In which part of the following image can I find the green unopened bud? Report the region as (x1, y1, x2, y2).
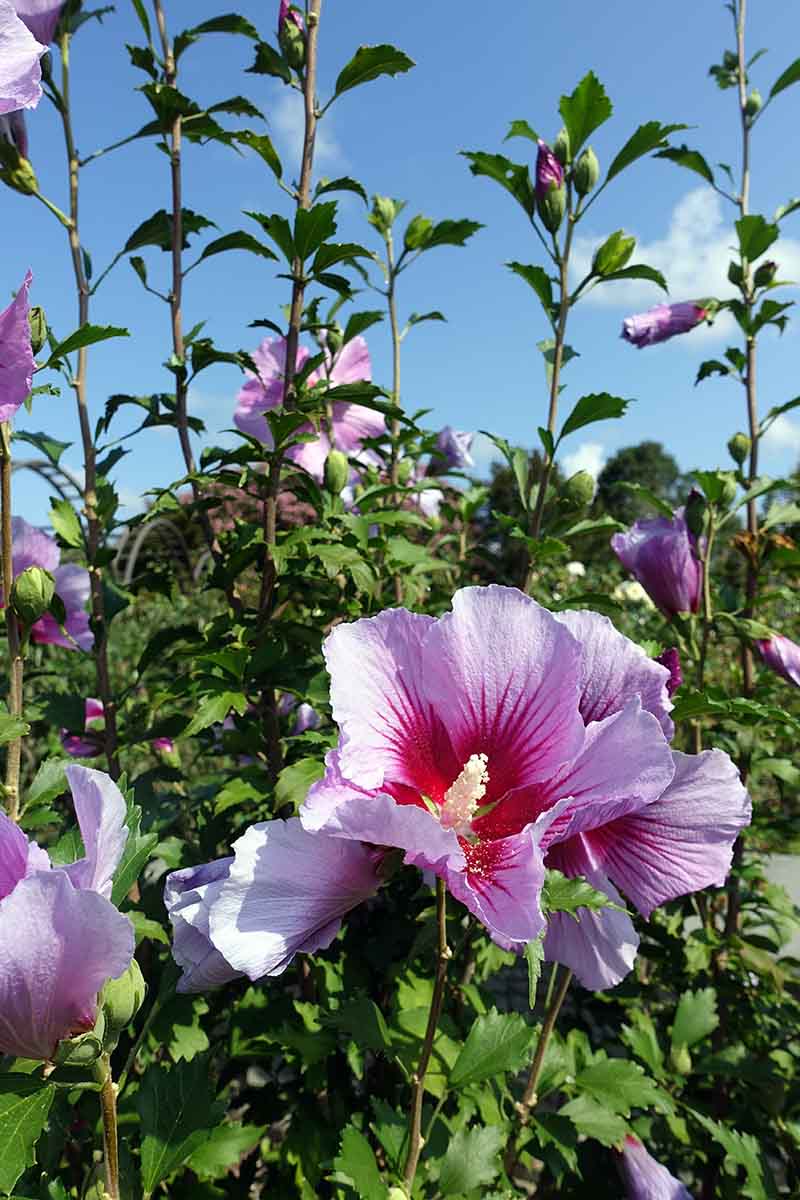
(718, 472, 738, 507)
(670, 1042, 692, 1075)
(28, 306, 47, 355)
(323, 449, 349, 496)
(722, 50, 738, 70)
(53, 1011, 106, 1068)
(325, 322, 343, 357)
(753, 259, 778, 288)
(0, 140, 38, 196)
(552, 127, 570, 166)
(537, 183, 566, 234)
(396, 458, 414, 486)
(10, 566, 55, 627)
(573, 146, 599, 196)
(369, 194, 404, 235)
(684, 489, 707, 538)
(727, 260, 744, 287)
(727, 432, 751, 466)
(562, 470, 595, 508)
(278, 8, 306, 72)
(100, 959, 146, 1051)
(745, 88, 762, 118)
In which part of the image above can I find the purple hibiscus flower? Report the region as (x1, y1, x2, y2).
(430, 426, 475, 474)
(234, 335, 385, 483)
(0, 0, 45, 115)
(611, 509, 702, 618)
(61, 697, 105, 757)
(616, 1136, 693, 1199)
(0, 765, 134, 1060)
(0, 269, 34, 422)
(622, 303, 706, 348)
(9, 516, 93, 650)
(757, 634, 800, 688)
(12, 0, 64, 45)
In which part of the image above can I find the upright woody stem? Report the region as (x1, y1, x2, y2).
(1, 424, 23, 821)
(385, 232, 404, 604)
(402, 878, 450, 1188)
(94, 1054, 120, 1200)
(57, 32, 120, 780)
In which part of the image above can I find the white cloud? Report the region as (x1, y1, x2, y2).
(562, 440, 605, 481)
(762, 413, 800, 458)
(571, 188, 800, 344)
(270, 89, 344, 171)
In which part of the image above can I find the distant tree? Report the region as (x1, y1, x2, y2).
(595, 440, 687, 524)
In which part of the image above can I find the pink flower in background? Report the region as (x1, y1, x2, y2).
(616, 1136, 693, 1199)
(0, 269, 34, 422)
(535, 139, 564, 199)
(0, 765, 133, 1060)
(622, 302, 706, 348)
(0, 0, 45, 114)
(430, 426, 475, 473)
(61, 697, 105, 758)
(9, 516, 93, 650)
(152, 736, 175, 754)
(234, 336, 385, 482)
(611, 510, 702, 617)
(757, 634, 800, 688)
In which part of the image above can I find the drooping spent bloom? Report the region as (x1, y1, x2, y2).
(429, 426, 475, 474)
(0, 269, 34, 422)
(61, 697, 105, 757)
(0, 108, 28, 157)
(298, 587, 748, 978)
(611, 509, 702, 618)
(616, 1136, 693, 1199)
(535, 139, 564, 200)
(0, 765, 134, 1060)
(165, 819, 385, 992)
(12, 0, 64, 45)
(9, 516, 93, 649)
(622, 303, 706, 348)
(0, 0, 45, 114)
(655, 647, 683, 696)
(234, 336, 385, 483)
(757, 634, 800, 688)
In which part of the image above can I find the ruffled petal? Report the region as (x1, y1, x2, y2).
(328, 335, 371, 386)
(617, 1135, 693, 1199)
(164, 858, 242, 993)
(208, 818, 383, 979)
(0, 0, 44, 114)
(31, 564, 93, 650)
(61, 765, 128, 899)
(555, 608, 673, 736)
(587, 748, 750, 918)
(445, 825, 546, 944)
(11, 515, 59, 574)
(0, 810, 32, 899)
(0, 270, 34, 423)
(0, 871, 133, 1060)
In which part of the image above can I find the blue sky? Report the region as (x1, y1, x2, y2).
(5, 0, 800, 523)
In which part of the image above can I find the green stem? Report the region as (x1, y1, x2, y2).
(93, 1054, 120, 1200)
(1, 423, 23, 821)
(692, 512, 716, 752)
(385, 231, 404, 605)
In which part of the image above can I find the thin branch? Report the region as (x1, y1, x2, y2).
(1, 424, 23, 820)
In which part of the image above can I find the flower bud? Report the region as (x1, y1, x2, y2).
(562, 470, 595, 508)
(718, 472, 738, 507)
(745, 88, 762, 118)
(727, 432, 751, 466)
(325, 322, 343, 357)
(28, 306, 47, 356)
(10, 566, 55, 628)
(100, 959, 146, 1050)
(537, 184, 566, 234)
(53, 1011, 106, 1069)
(753, 259, 778, 288)
(552, 127, 570, 166)
(722, 50, 738, 70)
(324, 449, 350, 496)
(369, 194, 403, 235)
(669, 1042, 692, 1074)
(684, 489, 707, 539)
(0, 138, 38, 196)
(573, 146, 599, 196)
(396, 457, 414, 485)
(278, 0, 306, 71)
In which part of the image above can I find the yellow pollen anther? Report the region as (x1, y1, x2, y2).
(440, 753, 490, 835)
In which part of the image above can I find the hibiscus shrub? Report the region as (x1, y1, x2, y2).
(0, 2, 799, 1199)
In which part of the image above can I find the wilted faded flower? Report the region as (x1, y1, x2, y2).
(0, 765, 134, 1060)
(611, 509, 702, 618)
(234, 336, 384, 483)
(8, 516, 93, 649)
(616, 1136, 693, 1199)
(621, 302, 707, 348)
(0, 0, 45, 115)
(757, 635, 800, 688)
(0, 269, 34, 422)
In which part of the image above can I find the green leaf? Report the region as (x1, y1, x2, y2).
(247, 39, 291, 83)
(293, 202, 338, 262)
(187, 1122, 265, 1181)
(312, 241, 371, 273)
(25, 758, 69, 810)
(461, 150, 536, 218)
(0, 1076, 56, 1194)
(0, 704, 29, 744)
(49, 498, 83, 548)
(46, 324, 128, 365)
(184, 691, 247, 737)
(194, 231, 276, 266)
(558, 71, 613, 156)
(775, 196, 800, 221)
(504, 117, 539, 143)
(525, 936, 545, 1008)
(656, 144, 716, 186)
(559, 1094, 629, 1146)
(315, 175, 369, 205)
(130, 0, 151, 40)
(275, 757, 325, 811)
(137, 1058, 224, 1197)
(343, 311, 384, 343)
(235, 129, 282, 179)
(543, 870, 625, 919)
(449, 1008, 536, 1088)
(600, 263, 668, 291)
(575, 1057, 664, 1115)
(333, 44, 414, 101)
(128, 911, 169, 946)
(769, 56, 800, 99)
(438, 1125, 504, 1195)
(322, 995, 391, 1052)
(690, 1111, 771, 1200)
(605, 120, 687, 182)
(671, 988, 719, 1051)
(735, 214, 779, 261)
(125, 209, 215, 253)
(615, 482, 674, 517)
(511, 446, 531, 510)
(559, 392, 630, 441)
(421, 218, 483, 250)
(12, 430, 72, 465)
(508, 261, 554, 313)
(620, 1012, 665, 1078)
(111, 797, 159, 906)
(332, 1125, 387, 1199)
(406, 310, 446, 328)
